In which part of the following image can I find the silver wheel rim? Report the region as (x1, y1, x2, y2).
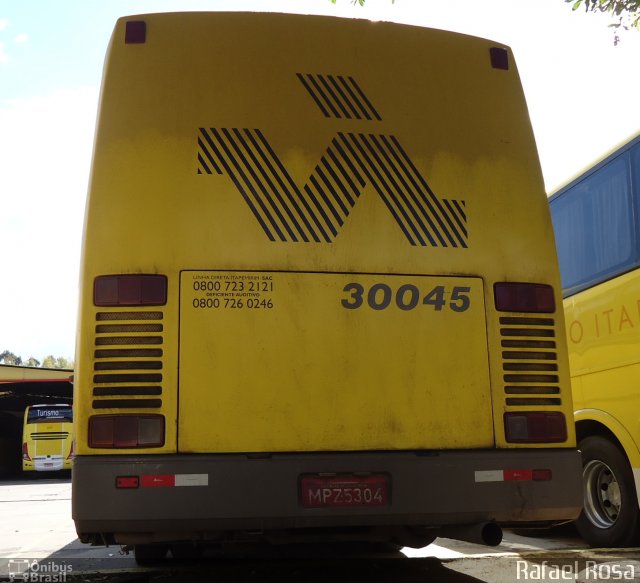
(583, 459, 622, 529)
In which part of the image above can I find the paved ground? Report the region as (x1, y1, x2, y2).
(1, 477, 639, 582)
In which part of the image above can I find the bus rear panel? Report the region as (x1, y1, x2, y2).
(73, 12, 582, 549)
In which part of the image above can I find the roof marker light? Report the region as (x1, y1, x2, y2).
(490, 47, 509, 70)
(125, 21, 146, 44)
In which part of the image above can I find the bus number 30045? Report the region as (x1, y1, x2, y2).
(341, 283, 471, 312)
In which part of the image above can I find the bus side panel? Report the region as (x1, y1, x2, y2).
(564, 272, 640, 461)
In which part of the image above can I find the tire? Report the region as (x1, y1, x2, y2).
(134, 544, 169, 564)
(576, 435, 640, 547)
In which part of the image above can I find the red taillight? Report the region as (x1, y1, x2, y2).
(93, 274, 167, 306)
(116, 476, 140, 489)
(504, 412, 567, 443)
(22, 442, 31, 461)
(494, 282, 555, 313)
(89, 415, 165, 448)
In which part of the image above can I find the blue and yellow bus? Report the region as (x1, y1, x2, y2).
(550, 132, 640, 547)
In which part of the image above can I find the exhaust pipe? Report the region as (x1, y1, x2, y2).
(440, 522, 503, 547)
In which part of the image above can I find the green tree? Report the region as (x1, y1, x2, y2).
(24, 357, 41, 367)
(0, 350, 22, 366)
(55, 356, 73, 369)
(569, 0, 640, 42)
(331, 0, 640, 33)
(41, 355, 56, 368)
(42, 355, 73, 369)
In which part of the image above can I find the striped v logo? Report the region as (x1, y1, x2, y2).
(197, 75, 467, 247)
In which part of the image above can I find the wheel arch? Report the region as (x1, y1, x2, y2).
(574, 409, 640, 507)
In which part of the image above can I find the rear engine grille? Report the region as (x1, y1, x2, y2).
(92, 311, 164, 410)
(500, 317, 562, 407)
(32, 432, 69, 440)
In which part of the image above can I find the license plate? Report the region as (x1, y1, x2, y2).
(300, 474, 389, 508)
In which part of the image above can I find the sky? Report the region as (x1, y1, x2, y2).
(0, 0, 639, 361)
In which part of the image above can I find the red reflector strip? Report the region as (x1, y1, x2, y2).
(475, 469, 552, 482)
(141, 474, 175, 488)
(116, 476, 140, 489)
(504, 469, 533, 481)
(140, 474, 208, 488)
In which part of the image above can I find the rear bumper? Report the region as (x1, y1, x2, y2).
(72, 449, 582, 544)
(23, 457, 69, 472)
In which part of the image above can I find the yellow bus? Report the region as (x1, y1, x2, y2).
(22, 404, 74, 472)
(72, 12, 582, 561)
(549, 132, 640, 547)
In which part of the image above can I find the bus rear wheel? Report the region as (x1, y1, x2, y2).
(576, 436, 640, 547)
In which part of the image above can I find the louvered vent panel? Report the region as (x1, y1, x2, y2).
(32, 432, 70, 440)
(500, 317, 562, 407)
(92, 311, 164, 409)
